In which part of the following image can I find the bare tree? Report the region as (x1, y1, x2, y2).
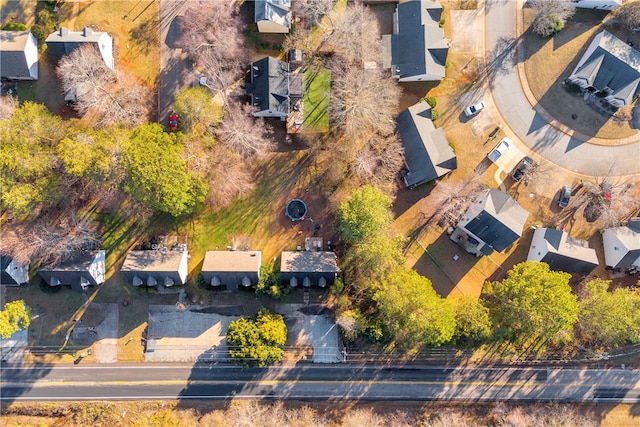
(215, 101, 275, 158)
(56, 45, 149, 127)
(293, 0, 337, 26)
(0, 95, 18, 121)
(612, 0, 640, 30)
(205, 147, 256, 211)
(530, 0, 575, 37)
(329, 62, 400, 139)
(352, 133, 405, 195)
(430, 175, 485, 227)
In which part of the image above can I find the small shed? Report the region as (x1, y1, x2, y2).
(201, 251, 262, 291)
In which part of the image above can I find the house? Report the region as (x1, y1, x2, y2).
(567, 30, 640, 110)
(572, 0, 622, 11)
(121, 249, 188, 287)
(396, 100, 457, 188)
(45, 27, 114, 69)
(280, 251, 338, 288)
(0, 255, 29, 286)
(0, 31, 38, 80)
(602, 218, 640, 271)
(451, 189, 529, 256)
(527, 228, 599, 276)
(37, 251, 106, 292)
(255, 0, 291, 33)
(201, 251, 262, 291)
(382, 0, 450, 82)
(247, 56, 292, 120)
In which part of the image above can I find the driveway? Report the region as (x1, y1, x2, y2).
(485, 0, 640, 176)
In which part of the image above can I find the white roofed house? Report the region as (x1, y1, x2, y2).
(280, 251, 338, 288)
(255, 0, 291, 33)
(201, 251, 262, 291)
(0, 31, 38, 80)
(45, 27, 114, 69)
(602, 218, 640, 273)
(121, 248, 188, 288)
(37, 251, 106, 292)
(527, 228, 599, 276)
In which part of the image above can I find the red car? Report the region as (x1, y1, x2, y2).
(168, 113, 179, 132)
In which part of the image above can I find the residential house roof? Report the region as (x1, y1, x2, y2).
(45, 27, 114, 69)
(121, 250, 186, 274)
(255, 0, 291, 32)
(461, 189, 529, 253)
(388, 0, 449, 81)
(396, 100, 456, 187)
(0, 31, 38, 79)
(202, 251, 262, 273)
(602, 218, 640, 269)
(568, 30, 640, 107)
(37, 250, 105, 289)
(1, 255, 29, 285)
(248, 56, 290, 117)
(280, 251, 338, 274)
(527, 228, 599, 276)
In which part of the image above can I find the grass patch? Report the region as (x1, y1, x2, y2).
(303, 65, 330, 132)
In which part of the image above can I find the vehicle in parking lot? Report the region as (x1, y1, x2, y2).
(487, 137, 511, 163)
(464, 100, 486, 117)
(558, 185, 571, 208)
(511, 156, 534, 182)
(169, 113, 179, 132)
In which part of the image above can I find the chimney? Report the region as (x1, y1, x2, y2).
(59, 27, 69, 36)
(82, 27, 93, 37)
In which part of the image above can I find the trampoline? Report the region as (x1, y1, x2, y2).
(285, 199, 307, 221)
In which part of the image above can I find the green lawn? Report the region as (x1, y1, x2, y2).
(303, 66, 330, 132)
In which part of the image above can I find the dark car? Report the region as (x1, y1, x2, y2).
(169, 113, 179, 132)
(558, 185, 571, 208)
(511, 156, 534, 182)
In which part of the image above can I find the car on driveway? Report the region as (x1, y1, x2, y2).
(464, 100, 486, 117)
(169, 113, 179, 132)
(558, 185, 572, 208)
(487, 137, 511, 163)
(511, 156, 534, 182)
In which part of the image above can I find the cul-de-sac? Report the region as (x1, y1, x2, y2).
(1, 0, 640, 424)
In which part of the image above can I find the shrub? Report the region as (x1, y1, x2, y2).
(431, 109, 440, 121)
(256, 261, 286, 300)
(30, 25, 46, 44)
(424, 96, 437, 108)
(2, 22, 27, 31)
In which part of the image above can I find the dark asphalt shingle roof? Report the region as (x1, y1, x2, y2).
(528, 228, 599, 276)
(0, 31, 37, 79)
(249, 56, 289, 115)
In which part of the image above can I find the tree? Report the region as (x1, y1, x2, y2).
(351, 134, 405, 196)
(56, 44, 149, 128)
(452, 295, 492, 343)
(201, 146, 256, 211)
(122, 123, 207, 216)
(337, 185, 393, 244)
(485, 261, 579, 343)
(343, 234, 404, 288)
(0, 300, 31, 339)
(57, 128, 123, 184)
(573, 169, 639, 226)
(293, 0, 337, 26)
(373, 266, 455, 347)
(173, 87, 223, 135)
(226, 309, 287, 367)
(0, 94, 18, 120)
(577, 279, 640, 347)
(215, 101, 275, 158)
(530, 0, 575, 37)
(612, 0, 640, 30)
(329, 62, 400, 139)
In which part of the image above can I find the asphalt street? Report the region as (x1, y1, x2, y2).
(2, 364, 639, 403)
(486, 0, 640, 176)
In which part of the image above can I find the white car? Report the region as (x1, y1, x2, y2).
(464, 100, 486, 117)
(487, 137, 512, 163)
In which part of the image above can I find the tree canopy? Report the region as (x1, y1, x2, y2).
(0, 300, 31, 339)
(122, 123, 207, 216)
(485, 261, 579, 343)
(337, 185, 393, 244)
(226, 309, 287, 367)
(173, 87, 223, 135)
(373, 266, 455, 348)
(452, 295, 492, 344)
(577, 279, 640, 347)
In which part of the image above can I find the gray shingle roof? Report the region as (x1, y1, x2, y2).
(37, 251, 105, 289)
(255, 0, 291, 30)
(527, 228, 599, 276)
(602, 219, 640, 269)
(45, 27, 114, 69)
(396, 100, 456, 187)
(202, 251, 261, 273)
(249, 56, 290, 116)
(0, 31, 38, 79)
(280, 251, 337, 274)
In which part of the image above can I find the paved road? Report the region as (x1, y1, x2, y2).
(2, 364, 639, 402)
(158, 0, 190, 125)
(485, 0, 640, 176)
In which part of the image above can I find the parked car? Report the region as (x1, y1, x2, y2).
(487, 137, 512, 163)
(169, 113, 179, 132)
(464, 100, 486, 117)
(558, 185, 572, 208)
(511, 156, 534, 182)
